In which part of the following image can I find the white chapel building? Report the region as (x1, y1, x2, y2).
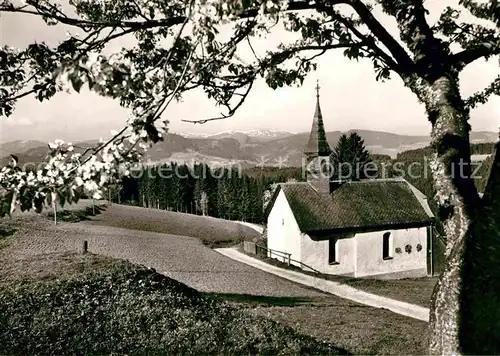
(265, 86, 436, 279)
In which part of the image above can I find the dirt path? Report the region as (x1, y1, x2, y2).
(2, 215, 322, 298)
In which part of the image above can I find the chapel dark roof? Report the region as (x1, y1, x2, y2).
(273, 178, 433, 234)
(304, 82, 331, 157)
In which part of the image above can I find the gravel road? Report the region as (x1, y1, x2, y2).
(3, 209, 324, 298)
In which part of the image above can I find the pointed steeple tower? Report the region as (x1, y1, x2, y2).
(304, 80, 332, 156)
(304, 80, 332, 195)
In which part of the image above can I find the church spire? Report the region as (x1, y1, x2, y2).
(304, 80, 331, 156)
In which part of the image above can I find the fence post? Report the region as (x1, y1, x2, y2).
(287, 254, 291, 266)
(81, 240, 88, 254)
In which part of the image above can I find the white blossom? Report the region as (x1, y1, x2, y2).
(75, 177, 84, 187)
(84, 180, 98, 192)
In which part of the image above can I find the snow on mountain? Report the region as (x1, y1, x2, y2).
(177, 129, 296, 140)
(176, 132, 214, 139)
(232, 129, 296, 138)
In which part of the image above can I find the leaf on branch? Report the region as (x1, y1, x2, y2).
(34, 196, 44, 214)
(69, 70, 84, 93)
(9, 155, 18, 167)
(19, 186, 35, 212)
(58, 190, 66, 208)
(242, 0, 253, 10)
(465, 75, 500, 109)
(460, 0, 500, 27)
(343, 45, 363, 60)
(0, 103, 13, 117)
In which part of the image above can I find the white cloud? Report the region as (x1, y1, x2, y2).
(2, 117, 34, 126)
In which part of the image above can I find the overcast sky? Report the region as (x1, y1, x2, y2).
(1, 0, 499, 144)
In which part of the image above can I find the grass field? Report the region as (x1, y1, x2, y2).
(206, 291, 429, 355)
(341, 277, 436, 308)
(249, 299, 428, 355)
(13, 200, 259, 247)
(0, 203, 431, 354)
(84, 204, 260, 247)
(0, 251, 345, 355)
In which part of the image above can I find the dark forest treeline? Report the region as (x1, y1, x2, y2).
(470, 142, 496, 155)
(396, 142, 495, 160)
(117, 143, 495, 225)
(119, 163, 302, 223)
(394, 143, 494, 196)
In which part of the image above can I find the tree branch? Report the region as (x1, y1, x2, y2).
(345, 0, 415, 74)
(317, 4, 401, 73)
(1, 0, 412, 78)
(375, 0, 454, 78)
(465, 74, 500, 109)
(182, 41, 359, 125)
(2, 0, 327, 32)
(452, 44, 500, 70)
(181, 80, 254, 124)
(0, 5, 185, 31)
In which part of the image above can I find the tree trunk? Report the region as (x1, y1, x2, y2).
(420, 74, 499, 354)
(51, 191, 58, 225)
(419, 75, 476, 354)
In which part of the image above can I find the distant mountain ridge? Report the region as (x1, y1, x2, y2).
(0, 140, 47, 156)
(1, 129, 497, 167)
(177, 129, 296, 144)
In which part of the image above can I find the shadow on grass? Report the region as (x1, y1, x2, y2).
(203, 293, 354, 355)
(202, 238, 246, 249)
(203, 292, 318, 307)
(0, 222, 19, 250)
(47, 205, 106, 223)
(0, 226, 18, 239)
